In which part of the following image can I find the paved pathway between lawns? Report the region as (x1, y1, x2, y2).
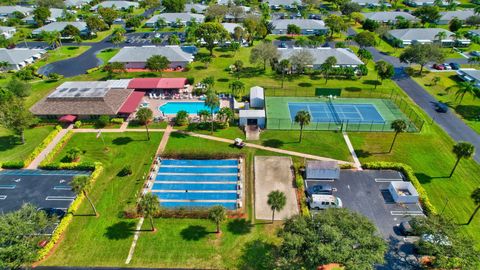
(26, 124, 73, 169)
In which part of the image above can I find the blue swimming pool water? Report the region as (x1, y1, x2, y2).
(153, 183, 237, 191)
(156, 174, 238, 182)
(154, 192, 237, 200)
(161, 159, 238, 166)
(159, 102, 219, 115)
(160, 201, 237, 210)
(288, 102, 384, 123)
(158, 167, 238, 174)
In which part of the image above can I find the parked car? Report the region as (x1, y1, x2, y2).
(471, 51, 480, 57)
(306, 184, 333, 196)
(279, 41, 287, 48)
(449, 62, 460, 70)
(142, 33, 150, 39)
(435, 102, 449, 113)
(443, 63, 452, 70)
(38, 207, 66, 218)
(308, 194, 343, 210)
(398, 221, 414, 236)
(433, 63, 445, 70)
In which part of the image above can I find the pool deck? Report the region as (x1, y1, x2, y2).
(138, 97, 230, 119)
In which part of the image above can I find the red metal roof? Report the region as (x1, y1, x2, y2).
(128, 78, 187, 89)
(118, 91, 145, 114)
(58, 114, 77, 122)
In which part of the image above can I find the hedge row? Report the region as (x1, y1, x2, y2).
(39, 161, 96, 170)
(1, 161, 25, 169)
(362, 162, 437, 216)
(295, 166, 310, 217)
(36, 162, 103, 261)
(24, 125, 63, 167)
(39, 131, 73, 167)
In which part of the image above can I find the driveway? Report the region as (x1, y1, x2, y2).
(254, 156, 299, 220)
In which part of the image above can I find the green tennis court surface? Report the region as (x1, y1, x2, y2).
(266, 97, 417, 132)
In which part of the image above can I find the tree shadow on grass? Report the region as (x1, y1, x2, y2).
(298, 82, 312, 87)
(455, 105, 480, 121)
(227, 219, 253, 235)
(240, 67, 264, 78)
(262, 139, 284, 148)
(104, 221, 136, 240)
(219, 54, 233, 58)
(180, 225, 209, 241)
(238, 239, 277, 270)
(0, 135, 19, 152)
(355, 149, 372, 158)
(363, 80, 380, 86)
(218, 77, 229, 82)
(112, 137, 133, 145)
(344, 87, 362, 92)
(170, 132, 189, 139)
(415, 173, 450, 184)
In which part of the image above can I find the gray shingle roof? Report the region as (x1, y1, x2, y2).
(184, 4, 208, 13)
(439, 10, 475, 21)
(24, 8, 65, 22)
(362, 11, 417, 22)
(222, 23, 242, 34)
(388, 28, 455, 41)
(352, 0, 391, 5)
(0, 5, 32, 15)
(268, 0, 298, 6)
(146, 13, 205, 24)
(272, 19, 327, 30)
(458, 69, 480, 81)
(278, 48, 364, 66)
(109, 46, 194, 63)
(0, 48, 46, 65)
(92, 1, 139, 10)
(0, 26, 15, 32)
(64, 0, 90, 7)
(32, 21, 88, 35)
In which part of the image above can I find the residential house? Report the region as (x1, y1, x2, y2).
(271, 19, 328, 35)
(362, 11, 418, 23)
(184, 3, 208, 14)
(268, 0, 300, 9)
(468, 29, 480, 37)
(404, 0, 457, 6)
(91, 1, 139, 11)
(457, 69, 480, 87)
(0, 6, 32, 20)
(352, 0, 391, 7)
(224, 6, 251, 22)
(222, 22, 243, 34)
(438, 10, 475, 25)
(64, 0, 91, 9)
(0, 48, 46, 70)
(108, 46, 194, 69)
(32, 22, 89, 37)
(24, 8, 68, 25)
(0, 26, 16, 39)
(145, 13, 205, 27)
(385, 28, 470, 47)
(277, 48, 364, 69)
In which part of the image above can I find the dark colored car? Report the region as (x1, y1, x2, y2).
(398, 221, 414, 236)
(279, 42, 287, 48)
(306, 184, 333, 196)
(142, 33, 150, 39)
(39, 208, 66, 219)
(435, 102, 449, 113)
(449, 62, 460, 70)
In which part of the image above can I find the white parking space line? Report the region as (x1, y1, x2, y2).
(0, 185, 16, 189)
(390, 211, 424, 216)
(45, 196, 75, 201)
(0, 195, 7, 200)
(53, 186, 71, 190)
(375, 178, 403, 182)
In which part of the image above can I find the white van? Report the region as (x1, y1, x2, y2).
(308, 194, 343, 210)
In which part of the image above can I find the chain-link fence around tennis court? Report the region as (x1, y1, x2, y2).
(265, 88, 425, 133)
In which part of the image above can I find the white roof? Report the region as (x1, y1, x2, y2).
(222, 23, 242, 34)
(0, 26, 15, 32)
(92, 1, 139, 10)
(0, 48, 46, 65)
(439, 10, 475, 21)
(362, 11, 417, 22)
(0, 6, 32, 15)
(32, 21, 88, 35)
(388, 28, 455, 41)
(24, 8, 65, 22)
(146, 13, 205, 24)
(272, 19, 327, 30)
(278, 48, 364, 66)
(250, 86, 264, 98)
(109, 46, 194, 63)
(239, 109, 265, 118)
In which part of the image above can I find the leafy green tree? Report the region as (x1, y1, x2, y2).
(98, 7, 119, 28)
(362, 18, 379, 32)
(325, 14, 347, 38)
(61, 24, 80, 38)
(243, 14, 261, 45)
(86, 16, 108, 33)
(399, 43, 445, 75)
(174, 110, 189, 126)
(205, 4, 228, 22)
(126, 15, 143, 30)
(357, 48, 373, 63)
(289, 49, 313, 74)
(351, 12, 365, 24)
(278, 59, 290, 88)
(354, 31, 376, 47)
(41, 30, 62, 49)
(450, 81, 479, 104)
(229, 80, 245, 97)
(96, 115, 110, 128)
(64, 147, 81, 162)
(145, 55, 170, 73)
(450, 142, 475, 177)
(33, 6, 51, 26)
(231, 60, 243, 79)
(449, 17, 463, 32)
(233, 26, 244, 41)
(466, 15, 480, 28)
(467, 188, 480, 225)
(217, 107, 233, 123)
(267, 190, 286, 223)
(208, 205, 226, 233)
(320, 56, 337, 83)
(287, 24, 301, 35)
(277, 209, 387, 269)
(294, 110, 311, 142)
(249, 42, 279, 71)
(110, 27, 126, 46)
(155, 17, 167, 29)
(73, 35, 82, 44)
(136, 107, 153, 140)
(195, 22, 229, 56)
(103, 61, 126, 77)
(202, 76, 215, 90)
(230, 41, 241, 55)
(168, 34, 180, 45)
(0, 96, 36, 144)
(198, 109, 211, 123)
(389, 119, 407, 152)
(434, 31, 447, 47)
(340, 1, 361, 17)
(6, 77, 31, 97)
(374, 60, 394, 88)
(205, 89, 219, 134)
(71, 175, 97, 216)
(412, 6, 441, 25)
(139, 193, 160, 231)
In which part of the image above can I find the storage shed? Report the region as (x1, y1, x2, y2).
(306, 160, 340, 180)
(239, 109, 265, 128)
(388, 181, 419, 204)
(250, 86, 264, 109)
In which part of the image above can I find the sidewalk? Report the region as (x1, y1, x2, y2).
(26, 124, 73, 169)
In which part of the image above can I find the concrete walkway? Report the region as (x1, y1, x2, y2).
(342, 132, 362, 170)
(26, 125, 73, 169)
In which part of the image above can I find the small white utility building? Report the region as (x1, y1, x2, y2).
(388, 181, 419, 204)
(250, 86, 264, 109)
(239, 110, 265, 128)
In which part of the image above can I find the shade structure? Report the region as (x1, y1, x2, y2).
(128, 78, 187, 89)
(118, 91, 145, 114)
(58, 114, 77, 123)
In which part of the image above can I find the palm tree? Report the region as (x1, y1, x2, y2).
(453, 81, 479, 104)
(229, 80, 245, 97)
(389, 119, 407, 153)
(0, 61, 9, 72)
(294, 110, 311, 142)
(42, 30, 62, 49)
(218, 107, 233, 123)
(279, 59, 290, 88)
(139, 193, 160, 231)
(136, 107, 153, 140)
(208, 205, 226, 233)
(320, 56, 337, 83)
(198, 109, 211, 123)
(467, 188, 480, 225)
(435, 31, 447, 47)
(450, 142, 475, 177)
(475, 5, 480, 15)
(70, 175, 97, 216)
(73, 35, 82, 44)
(205, 90, 219, 134)
(267, 190, 286, 223)
(168, 34, 180, 45)
(468, 56, 480, 67)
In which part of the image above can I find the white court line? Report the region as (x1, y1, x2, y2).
(390, 211, 424, 216)
(45, 196, 75, 201)
(375, 178, 403, 182)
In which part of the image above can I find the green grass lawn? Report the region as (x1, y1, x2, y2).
(32, 46, 91, 69)
(96, 48, 120, 64)
(412, 71, 480, 134)
(0, 126, 54, 163)
(175, 124, 246, 140)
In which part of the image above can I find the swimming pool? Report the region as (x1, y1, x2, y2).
(159, 102, 219, 115)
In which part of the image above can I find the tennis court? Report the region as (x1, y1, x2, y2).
(266, 97, 417, 132)
(151, 159, 241, 210)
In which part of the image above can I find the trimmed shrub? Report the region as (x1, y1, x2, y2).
(24, 126, 63, 167)
(362, 162, 437, 216)
(118, 165, 133, 176)
(110, 118, 124, 124)
(187, 76, 195, 85)
(62, 147, 81, 162)
(73, 121, 82, 129)
(1, 161, 25, 169)
(39, 131, 74, 166)
(96, 115, 110, 128)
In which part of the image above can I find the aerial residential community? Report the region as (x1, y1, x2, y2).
(1, 0, 480, 269)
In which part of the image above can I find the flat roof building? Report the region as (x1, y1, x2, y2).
(109, 46, 194, 70)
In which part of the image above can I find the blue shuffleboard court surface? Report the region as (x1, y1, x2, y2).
(151, 159, 240, 210)
(288, 102, 385, 123)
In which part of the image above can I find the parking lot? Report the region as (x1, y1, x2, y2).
(306, 169, 424, 239)
(0, 170, 89, 213)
